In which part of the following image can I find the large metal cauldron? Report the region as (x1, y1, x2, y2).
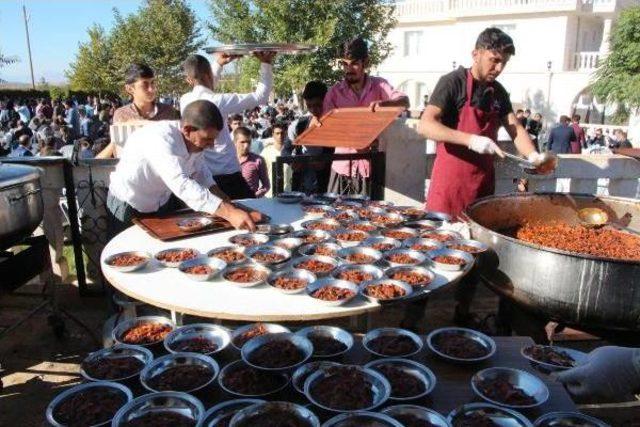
(463, 193, 640, 335)
(0, 163, 44, 249)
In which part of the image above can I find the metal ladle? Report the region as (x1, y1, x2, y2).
(503, 151, 558, 176)
(578, 207, 639, 235)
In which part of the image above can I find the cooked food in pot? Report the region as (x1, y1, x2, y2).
(121, 323, 172, 345)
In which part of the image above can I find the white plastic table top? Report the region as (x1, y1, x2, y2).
(101, 198, 472, 322)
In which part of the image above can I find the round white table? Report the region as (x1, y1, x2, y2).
(101, 198, 472, 322)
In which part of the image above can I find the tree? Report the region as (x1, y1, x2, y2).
(206, 0, 396, 95)
(592, 6, 640, 114)
(66, 25, 119, 95)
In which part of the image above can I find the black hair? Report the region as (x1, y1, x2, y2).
(230, 114, 243, 123)
(340, 36, 368, 60)
(516, 109, 524, 114)
(183, 54, 211, 82)
(272, 122, 286, 131)
(233, 126, 252, 141)
(182, 100, 223, 131)
(302, 81, 328, 100)
(124, 63, 154, 85)
(572, 114, 581, 121)
(475, 28, 516, 55)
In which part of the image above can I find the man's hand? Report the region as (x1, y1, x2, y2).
(369, 101, 381, 112)
(309, 116, 322, 128)
(216, 52, 242, 67)
(253, 51, 276, 64)
(468, 135, 505, 158)
(527, 151, 545, 165)
(215, 201, 256, 232)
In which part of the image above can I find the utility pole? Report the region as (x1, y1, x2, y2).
(22, 4, 35, 89)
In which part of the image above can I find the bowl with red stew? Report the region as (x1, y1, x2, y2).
(382, 405, 450, 427)
(332, 263, 384, 286)
(363, 328, 423, 358)
(105, 251, 152, 273)
(447, 403, 532, 427)
(427, 327, 496, 364)
(306, 278, 359, 306)
(218, 360, 290, 398)
(163, 323, 231, 356)
(46, 381, 132, 427)
(471, 367, 549, 409)
(292, 255, 339, 278)
(81, 344, 152, 383)
(241, 332, 313, 371)
(178, 257, 227, 281)
(267, 268, 317, 294)
(154, 247, 200, 268)
(112, 316, 175, 348)
(229, 401, 320, 427)
(140, 352, 219, 394)
(223, 264, 271, 287)
(365, 358, 436, 401)
(199, 399, 265, 427)
(230, 323, 291, 351)
(427, 249, 474, 272)
(445, 239, 489, 256)
(295, 325, 354, 358)
(111, 391, 204, 427)
(360, 279, 413, 304)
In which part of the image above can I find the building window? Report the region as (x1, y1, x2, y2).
(493, 24, 516, 35)
(404, 31, 423, 57)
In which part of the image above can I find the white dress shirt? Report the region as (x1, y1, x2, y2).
(179, 62, 273, 176)
(109, 121, 221, 214)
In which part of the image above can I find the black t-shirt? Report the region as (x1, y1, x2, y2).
(428, 67, 513, 129)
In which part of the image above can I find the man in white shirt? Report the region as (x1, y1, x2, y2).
(180, 52, 274, 199)
(107, 100, 256, 237)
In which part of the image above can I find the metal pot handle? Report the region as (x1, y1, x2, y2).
(7, 188, 41, 204)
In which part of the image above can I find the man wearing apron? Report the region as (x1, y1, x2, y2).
(416, 28, 541, 327)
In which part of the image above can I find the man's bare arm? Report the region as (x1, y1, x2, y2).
(417, 105, 472, 146)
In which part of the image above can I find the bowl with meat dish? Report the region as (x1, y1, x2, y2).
(382, 405, 450, 427)
(363, 328, 424, 358)
(207, 245, 247, 266)
(304, 365, 391, 413)
(276, 191, 306, 204)
(140, 352, 219, 394)
(292, 361, 342, 394)
(365, 358, 436, 401)
(199, 399, 265, 427)
(302, 204, 335, 218)
(341, 194, 370, 203)
(222, 264, 271, 288)
(111, 391, 205, 427)
(533, 411, 610, 427)
(46, 381, 133, 427)
(230, 323, 291, 351)
(298, 242, 342, 258)
(229, 401, 320, 427)
(292, 255, 340, 278)
(272, 237, 304, 253)
(291, 229, 333, 245)
(267, 268, 317, 294)
(425, 211, 452, 223)
(306, 278, 359, 306)
(445, 239, 489, 256)
(80, 344, 152, 383)
(154, 247, 201, 268)
(177, 217, 213, 233)
(427, 249, 474, 272)
(164, 323, 231, 356)
(360, 279, 413, 304)
(426, 327, 496, 364)
(337, 246, 382, 265)
(403, 237, 443, 253)
(112, 316, 175, 349)
(332, 264, 384, 286)
(393, 206, 427, 221)
(245, 245, 291, 269)
(381, 227, 418, 241)
(520, 345, 587, 372)
(241, 333, 313, 371)
(105, 251, 151, 273)
(322, 412, 403, 427)
(228, 233, 270, 248)
(361, 236, 402, 252)
(218, 360, 290, 398)
(384, 266, 436, 289)
(368, 199, 395, 208)
(295, 325, 354, 359)
(255, 223, 293, 237)
(419, 230, 462, 242)
(178, 257, 227, 281)
(371, 212, 407, 228)
(333, 200, 363, 212)
(357, 206, 388, 221)
(332, 228, 370, 247)
(471, 367, 549, 409)
(301, 218, 342, 232)
(383, 249, 426, 268)
(345, 220, 380, 234)
(405, 219, 443, 231)
(447, 403, 533, 427)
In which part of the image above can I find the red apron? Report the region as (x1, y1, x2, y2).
(425, 70, 500, 219)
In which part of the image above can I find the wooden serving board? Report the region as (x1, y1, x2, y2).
(294, 106, 404, 149)
(132, 204, 269, 242)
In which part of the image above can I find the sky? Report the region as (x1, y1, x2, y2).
(0, 0, 213, 84)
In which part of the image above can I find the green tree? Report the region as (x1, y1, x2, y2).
(66, 25, 119, 95)
(592, 6, 640, 113)
(206, 0, 396, 95)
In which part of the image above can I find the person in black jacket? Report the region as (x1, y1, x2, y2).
(547, 115, 576, 154)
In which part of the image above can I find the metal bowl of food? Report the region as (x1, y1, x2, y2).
(345, 220, 380, 234)
(178, 257, 227, 281)
(363, 328, 423, 358)
(140, 352, 219, 394)
(277, 191, 306, 204)
(301, 218, 342, 232)
(427, 327, 496, 364)
(105, 251, 152, 273)
(445, 239, 489, 255)
(381, 227, 418, 241)
(229, 401, 320, 427)
(306, 278, 359, 306)
(403, 237, 443, 253)
(371, 212, 407, 228)
(154, 247, 200, 268)
(304, 365, 391, 413)
(111, 391, 204, 427)
(330, 210, 361, 225)
(365, 358, 436, 401)
(222, 264, 271, 287)
(228, 233, 270, 248)
(333, 200, 363, 211)
(533, 411, 610, 427)
(272, 237, 304, 253)
(245, 245, 292, 268)
(302, 204, 335, 218)
(471, 367, 549, 409)
(207, 245, 247, 266)
(198, 399, 265, 427)
(332, 263, 384, 285)
(357, 206, 389, 220)
(177, 217, 213, 232)
(385, 266, 436, 289)
(394, 206, 427, 221)
(46, 381, 133, 427)
(360, 279, 413, 304)
(520, 344, 587, 371)
(310, 192, 340, 204)
(291, 229, 333, 244)
(342, 194, 371, 203)
(427, 248, 474, 272)
(292, 361, 342, 394)
(361, 236, 402, 252)
(383, 248, 427, 268)
(425, 211, 452, 222)
(295, 325, 354, 358)
(164, 323, 231, 356)
(405, 219, 443, 231)
(267, 268, 317, 294)
(322, 411, 403, 427)
(447, 403, 533, 427)
(368, 200, 395, 208)
(231, 323, 291, 351)
(419, 229, 462, 242)
(80, 344, 153, 383)
(382, 405, 450, 427)
(256, 223, 294, 236)
(292, 255, 340, 277)
(218, 360, 291, 398)
(337, 246, 382, 265)
(241, 332, 313, 372)
(298, 242, 342, 257)
(332, 228, 370, 247)
(112, 316, 175, 348)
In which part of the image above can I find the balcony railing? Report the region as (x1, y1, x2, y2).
(571, 51, 601, 71)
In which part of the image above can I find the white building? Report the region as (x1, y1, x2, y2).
(377, 0, 638, 126)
